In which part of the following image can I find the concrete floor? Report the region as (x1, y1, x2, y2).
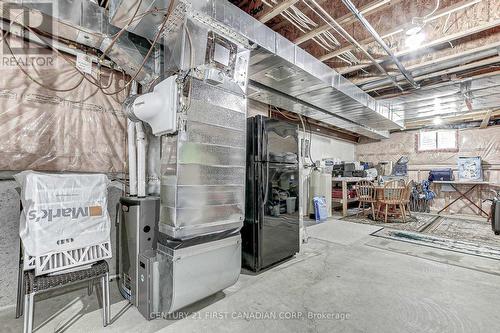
(2, 219, 500, 333)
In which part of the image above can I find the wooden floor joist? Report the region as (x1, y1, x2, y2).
(257, 0, 300, 23)
(337, 19, 500, 75)
(293, 0, 398, 45)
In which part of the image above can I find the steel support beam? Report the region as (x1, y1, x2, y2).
(353, 41, 500, 87)
(321, 0, 483, 63)
(340, 0, 419, 89)
(404, 109, 500, 128)
(305, 0, 404, 91)
(338, 18, 500, 75)
(365, 55, 500, 92)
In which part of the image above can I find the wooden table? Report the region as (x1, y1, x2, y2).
(331, 177, 373, 217)
(432, 180, 495, 217)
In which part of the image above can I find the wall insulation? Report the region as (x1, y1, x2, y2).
(356, 126, 500, 215)
(0, 37, 127, 308)
(0, 36, 127, 173)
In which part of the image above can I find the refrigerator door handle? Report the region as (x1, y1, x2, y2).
(260, 163, 269, 230)
(263, 121, 269, 162)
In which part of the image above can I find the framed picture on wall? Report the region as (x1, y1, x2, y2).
(457, 156, 483, 181)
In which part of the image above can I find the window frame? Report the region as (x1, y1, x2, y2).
(416, 129, 459, 153)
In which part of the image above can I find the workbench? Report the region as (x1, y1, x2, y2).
(432, 180, 497, 217)
(332, 177, 374, 217)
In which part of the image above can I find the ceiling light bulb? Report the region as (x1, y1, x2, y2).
(405, 32, 425, 50)
(406, 25, 422, 36)
(433, 117, 443, 125)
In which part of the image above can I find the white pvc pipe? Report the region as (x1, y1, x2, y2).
(135, 122, 147, 198)
(147, 135, 161, 195)
(127, 119, 138, 196)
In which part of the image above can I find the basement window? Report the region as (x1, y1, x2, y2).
(417, 129, 458, 152)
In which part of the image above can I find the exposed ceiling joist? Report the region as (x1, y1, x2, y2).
(293, 0, 397, 45)
(480, 109, 493, 128)
(340, 0, 419, 89)
(353, 41, 500, 86)
(401, 90, 500, 119)
(320, 0, 483, 63)
(382, 71, 500, 124)
(338, 18, 500, 75)
(258, 0, 300, 23)
(366, 56, 500, 92)
(404, 109, 500, 128)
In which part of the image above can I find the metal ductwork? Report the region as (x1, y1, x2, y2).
(1, 0, 154, 84)
(3, 0, 404, 137)
(360, 43, 500, 92)
(117, 9, 250, 316)
(382, 73, 500, 121)
(248, 80, 390, 140)
(109, 0, 173, 42)
(339, 0, 419, 89)
(108, 0, 404, 137)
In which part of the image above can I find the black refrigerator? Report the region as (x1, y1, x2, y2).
(242, 115, 300, 272)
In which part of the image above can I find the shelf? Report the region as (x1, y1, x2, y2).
(332, 177, 374, 183)
(332, 197, 358, 204)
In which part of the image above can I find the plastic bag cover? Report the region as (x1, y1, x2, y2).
(357, 126, 499, 182)
(0, 36, 127, 172)
(15, 171, 111, 256)
(357, 126, 500, 214)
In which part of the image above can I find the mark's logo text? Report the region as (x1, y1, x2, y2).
(28, 205, 103, 222)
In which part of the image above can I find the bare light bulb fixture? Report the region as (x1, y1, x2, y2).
(405, 32, 425, 50)
(405, 24, 423, 36)
(404, 0, 440, 50)
(433, 117, 443, 125)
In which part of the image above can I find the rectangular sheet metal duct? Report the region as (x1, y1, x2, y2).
(7, 0, 404, 137)
(248, 80, 390, 140)
(1, 0, 154, 84)
(382, 74, 500, 122)
(108, 0, 404, 137)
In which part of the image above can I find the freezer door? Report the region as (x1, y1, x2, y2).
(259, 162, 300, 270)
(264, 118, 299, 164)
(247, 116, 299, 164)
(247, 115, 267, 163)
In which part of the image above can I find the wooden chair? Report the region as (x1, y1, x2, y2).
(356, 180, 376, 218)
(402, 180, 413, 218)
(378, 180, 406, 223)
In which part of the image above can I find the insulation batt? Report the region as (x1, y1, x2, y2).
(0, 35, 127, 173)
